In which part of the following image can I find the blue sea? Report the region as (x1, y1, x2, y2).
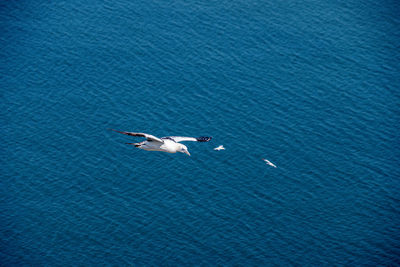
(1, 0, 399, 266)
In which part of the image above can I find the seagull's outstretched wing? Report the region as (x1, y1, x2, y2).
(110, 129, 164, 143)
(262, 158, 277, 168)
(163, 136, 212, 143)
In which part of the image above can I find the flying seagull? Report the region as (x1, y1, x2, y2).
(214, 145, 225, 151)
(110, 129, 212, 156)
(262, 158, 277, 168)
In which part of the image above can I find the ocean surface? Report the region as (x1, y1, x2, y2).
(1, 0, 399, 266)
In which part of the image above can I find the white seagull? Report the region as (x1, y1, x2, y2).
(214, 145, 225, 151)
(262, 158, 277, 168)
(111, 129, 212, 156)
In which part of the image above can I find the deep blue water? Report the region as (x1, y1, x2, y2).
(1, 0, 400, 265)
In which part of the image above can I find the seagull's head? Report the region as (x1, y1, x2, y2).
(179, 144, 191, 156)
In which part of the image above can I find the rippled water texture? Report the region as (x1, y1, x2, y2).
(1, 0, 399, 265)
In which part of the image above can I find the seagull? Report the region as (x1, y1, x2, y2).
(110, 129, 212, 156)
(262, 158, 277, 168)
(214, 145, 225, 151)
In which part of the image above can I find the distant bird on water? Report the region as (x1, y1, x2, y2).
(262, 158, 277, 168)
(214, 145, 225, 151)
(110, 129, 212, 156)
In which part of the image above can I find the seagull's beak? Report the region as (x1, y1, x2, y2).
(184, 150, 191, 156)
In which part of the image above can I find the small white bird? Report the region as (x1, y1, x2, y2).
(111, 129, 212, 156)
(214, 145, 225, 151)
(262, 158, 277, 168)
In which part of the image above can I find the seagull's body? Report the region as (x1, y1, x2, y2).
(111, 129, 211, 156)
(214, 145, 225, 151)
(262, 158, 277, 168)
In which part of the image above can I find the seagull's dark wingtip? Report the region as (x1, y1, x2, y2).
(197, 136, 212, 142)
(109, 129, 125, 134)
